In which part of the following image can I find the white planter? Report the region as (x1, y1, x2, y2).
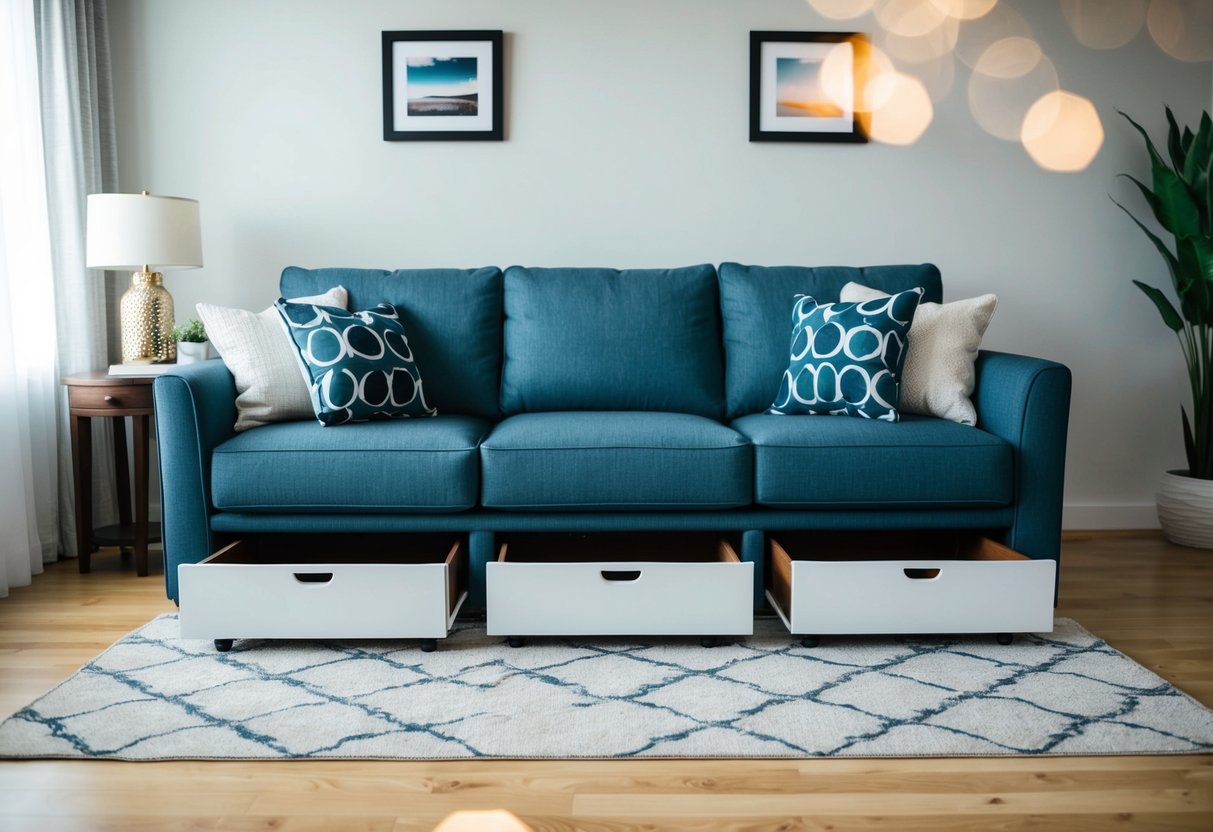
(1157, 470, 1213, 549)
(176, 340, 210, 364)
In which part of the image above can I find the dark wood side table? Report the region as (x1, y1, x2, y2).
(62, 370, 162, 576)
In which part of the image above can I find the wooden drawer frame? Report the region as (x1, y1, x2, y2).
(178, 534, 466, 650)
(767, 531, 1055, 641)
(486, 532, 754, 639)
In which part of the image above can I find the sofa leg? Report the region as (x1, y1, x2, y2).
(700, 637, 719, 648)
(800, 635, 821, 649)
(507, 636, 526, 649)
(419, 639, 438, 653)
(741, 529, 766, 610)
(468, 530, 495, 608)
(214, 639, 234, 653)
(996, 633, 1014, 646)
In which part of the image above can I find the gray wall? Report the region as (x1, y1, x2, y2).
(109, 0, 1212, 528)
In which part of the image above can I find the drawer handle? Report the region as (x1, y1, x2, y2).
(104, 395, 116, 403)
(294, 572, 333, 583)
(904, 568, 941, 580)
(601, 570, 641, 582)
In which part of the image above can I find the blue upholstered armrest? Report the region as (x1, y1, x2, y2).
(972, 350, 1072, 563)
(153, 360, 237, 601)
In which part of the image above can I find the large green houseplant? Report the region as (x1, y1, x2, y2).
(1116, 107, 1213, 546)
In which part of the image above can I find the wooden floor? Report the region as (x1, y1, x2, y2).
(0, 532, 1210, 831)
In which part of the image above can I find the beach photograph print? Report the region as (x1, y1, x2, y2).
(775, 57, 842, 118)
(406, 56, 478, 116)
(382, 30, 502, 141)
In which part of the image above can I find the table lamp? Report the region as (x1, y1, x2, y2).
(86, 191, 203, 364)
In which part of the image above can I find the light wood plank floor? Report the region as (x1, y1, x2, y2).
(0, 532, 1210, 831)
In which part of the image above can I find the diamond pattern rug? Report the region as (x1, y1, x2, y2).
(1, 615, 1210, 760)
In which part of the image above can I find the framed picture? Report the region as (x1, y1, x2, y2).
(382, 30, 503, 141)
(749, 31, 869, 143)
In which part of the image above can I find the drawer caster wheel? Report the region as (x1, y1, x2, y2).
(507, 637, 526, 649)
(214, 639, 234, 653)
(700, 637, 719, 648)
(419, 639, 437, 653)
(800, 636, 821, 649)
(996, 633, 1014, 646)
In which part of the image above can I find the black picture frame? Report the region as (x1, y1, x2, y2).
(382, 30, 504, 141)
(749, 31, 869, 143)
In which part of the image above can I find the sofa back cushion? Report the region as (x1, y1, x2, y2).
(500, 265, 724, 417)
(718, 263, 942, 419)
(280, 266, 503, 420)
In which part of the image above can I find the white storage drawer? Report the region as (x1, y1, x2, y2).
(179, 534, 465, 645)
(487, 532, 753, 637)
(767, 532, 1055, 638)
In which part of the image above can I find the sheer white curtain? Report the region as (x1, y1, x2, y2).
(35, 0, 120, 561)
(0, 0, 117, 597)
(0, 0, 60, 596)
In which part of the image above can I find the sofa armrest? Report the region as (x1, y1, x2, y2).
(972, 350, 1072, 563)
(153, 359, 237, 601)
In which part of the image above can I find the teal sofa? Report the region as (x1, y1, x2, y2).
(153, 263, 1072, 606)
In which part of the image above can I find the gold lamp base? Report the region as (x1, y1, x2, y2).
(120, 270, 176, 363)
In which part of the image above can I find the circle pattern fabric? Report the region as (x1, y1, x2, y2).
(770, 288, 922, 422)
(275, 300, 436, 426)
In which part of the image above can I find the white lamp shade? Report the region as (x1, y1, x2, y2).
(86, 193, 203, 270)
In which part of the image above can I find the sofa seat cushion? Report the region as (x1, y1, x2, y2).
(480, 412, 752, 510)
(732, 413, 1011, 508)
(211, 416, 489, 513)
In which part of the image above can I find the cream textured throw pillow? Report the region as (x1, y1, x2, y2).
(840, 282, 997, 426)
(197, 286, 348, 432)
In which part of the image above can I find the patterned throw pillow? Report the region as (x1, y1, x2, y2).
(197, 286, 349, 432)
(841, 282, 998, 425)
(770, 288, 923, 422)
(275, 300, 436, 426)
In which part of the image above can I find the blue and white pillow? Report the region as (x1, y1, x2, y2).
(770, 288, 923, 422)
(275, 300, 436, 426)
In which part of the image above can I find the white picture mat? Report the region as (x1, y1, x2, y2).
(759, 41, 854, 134)
(391, 40, 495, 132)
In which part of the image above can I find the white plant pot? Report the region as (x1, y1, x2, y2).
(176, 341, 211, 365)
(1157, 470, 1213, 549)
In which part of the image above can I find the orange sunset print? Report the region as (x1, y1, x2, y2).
(775, 56, 843, 118)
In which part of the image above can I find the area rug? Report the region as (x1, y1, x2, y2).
(2, 615, 1211, 760)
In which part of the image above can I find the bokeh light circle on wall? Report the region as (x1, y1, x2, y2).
(1021, 91, 1104, 172)
(807, 0, 876, 20)
(955, 3, 1033, 68)
(968, 37, 1059, 141)
(868, 72, 935, 145)
(876, 14, 960, 63)
(907, 51, 957, 102)
(1061, 0, 1146, 49)
(821, 40, 897, 113)
(1147, 0, 1213, 62)
(973, 36, 1044, 79)
(929, 0, 999, 21)
(874, 0, 951, 38)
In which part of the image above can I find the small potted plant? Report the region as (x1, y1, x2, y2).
(1116, 107, 1212, 547)
(172, 318, 210, 365)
